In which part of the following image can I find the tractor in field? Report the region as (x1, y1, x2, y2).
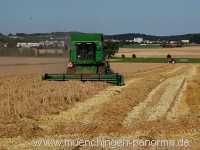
(42, 33, 125, 86)
(167, 54, 176, 64)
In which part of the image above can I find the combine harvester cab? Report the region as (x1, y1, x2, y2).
(42, 33, 125, 86)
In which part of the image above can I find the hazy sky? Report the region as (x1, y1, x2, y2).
(0, 0, 200, 35)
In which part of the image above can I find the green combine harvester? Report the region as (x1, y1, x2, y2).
(42, 33, 125, 86)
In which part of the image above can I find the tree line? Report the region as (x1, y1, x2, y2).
(104, 33, 200, 43)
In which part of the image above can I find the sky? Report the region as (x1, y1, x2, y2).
(0, 0, 200, 35)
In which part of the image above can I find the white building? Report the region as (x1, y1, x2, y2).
(125, 40, 134, 43)
(169, 41, 176, 44)
(17, 42, 40, 48)
(144, 40, 153, 44)
(181, 40, 190, 44)
(134, 37, 143, 43)
(17, 41, 65, 48)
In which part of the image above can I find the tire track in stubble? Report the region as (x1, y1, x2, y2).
(61, 65, 186, 135)
(123, 65, 197, 128)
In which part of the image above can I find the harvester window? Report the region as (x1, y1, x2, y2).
(76, 43, 96, 60)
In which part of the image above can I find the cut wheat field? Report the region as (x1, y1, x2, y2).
(116, 46, 200, 58)
(0, 57, 200, 150)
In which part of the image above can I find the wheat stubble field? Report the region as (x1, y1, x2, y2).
(0, 56, 200, 150)
(116, 46, 200, 58)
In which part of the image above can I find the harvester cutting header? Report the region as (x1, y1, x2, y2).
(42, 33, 125, 86)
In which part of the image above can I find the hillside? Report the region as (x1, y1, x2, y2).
(1, 32, 200, 43)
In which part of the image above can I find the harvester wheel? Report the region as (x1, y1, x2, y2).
(172, 60, 176, 64)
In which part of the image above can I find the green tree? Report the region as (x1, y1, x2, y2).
(161, 42, 167, 48)
(7, 40, 17, 48)
(104, 41, 119, 58)
(190, 35, 200, 44)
